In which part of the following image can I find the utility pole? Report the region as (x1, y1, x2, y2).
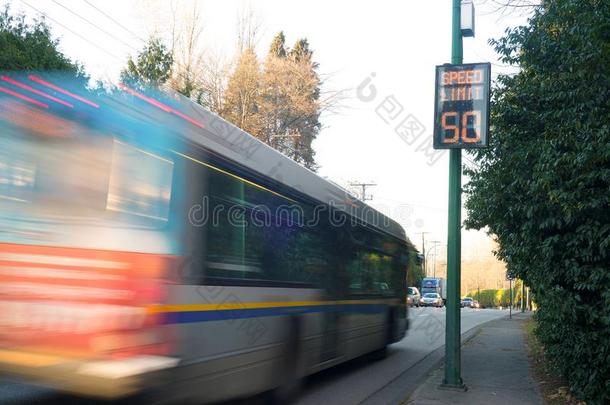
(416, 232, 429, 277)
(442, 0, 465, 391)
(349, 181, 376, 201)
(429, 241, 441, 278)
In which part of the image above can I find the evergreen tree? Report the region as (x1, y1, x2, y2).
(0, 5, 84, 76)
(259, 33, 291, 146)
(286, 38, 321, 170)
(220, 48, 262, 137)
(215, 33, 323, 171)
(258, 35, 321, 170)
(120, 37, 173, 90)
(289, 38, 313, 63)
(268, 31, 286, 58)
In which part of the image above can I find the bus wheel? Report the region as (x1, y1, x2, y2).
(270, 316, 303, 404)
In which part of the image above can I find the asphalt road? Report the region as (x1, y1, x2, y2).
(0, 307, 509, 405)
(296, 307, 508, 405)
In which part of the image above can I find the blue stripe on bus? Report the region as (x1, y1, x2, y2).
(160, 304, 388, 324)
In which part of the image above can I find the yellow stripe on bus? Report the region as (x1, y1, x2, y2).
(148, 298, 399, 314)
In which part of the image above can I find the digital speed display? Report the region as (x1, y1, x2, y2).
(433, 62, 490, 149)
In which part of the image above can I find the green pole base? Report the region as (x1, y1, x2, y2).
(439, 381, 468, 392)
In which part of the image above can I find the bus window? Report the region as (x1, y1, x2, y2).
(342, 224, 407, 296)
(200, 160, 326, 286)
(347, 251, 394, 295)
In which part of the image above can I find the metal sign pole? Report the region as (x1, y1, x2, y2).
(433, 0, 486, 391)
(441, 0, 465, 390)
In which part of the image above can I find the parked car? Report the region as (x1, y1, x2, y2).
(407, 287, 421, 307)
(473, 300, 481, 309)
(461, 297, 474, 308)
(420, 293, 443, 307)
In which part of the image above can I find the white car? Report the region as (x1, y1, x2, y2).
(407, 287, 421, 307)
(419, 293, 444, 307)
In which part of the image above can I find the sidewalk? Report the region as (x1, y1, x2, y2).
(405, 312, 542, 405)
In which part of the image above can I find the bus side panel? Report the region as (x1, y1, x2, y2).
(160, 285, 325, 403)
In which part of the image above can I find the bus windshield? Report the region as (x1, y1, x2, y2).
(0, 107, 173, 228)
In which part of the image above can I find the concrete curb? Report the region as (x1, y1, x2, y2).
(359, 314, 508, 405)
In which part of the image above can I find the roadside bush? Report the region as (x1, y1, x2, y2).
(469, 289, 496, 307)
(468, 288, 514, 308)
(464, 1, 610, 403)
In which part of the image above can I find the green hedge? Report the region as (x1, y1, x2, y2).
(467, 288, 519, 308)
(463, 2, 610, 403)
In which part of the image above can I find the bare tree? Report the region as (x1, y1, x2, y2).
(485, 0, 540, 7)
(317, 72, 350, 118)
(236, 5, 263, 53)
(193, 51, 231, 113)
(221, 48, 262, 137)
(477, 0, 541, 17)
(166, 1, 206, 98)
(134, 2, 348, 170)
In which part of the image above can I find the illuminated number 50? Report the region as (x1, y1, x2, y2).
(441, 111, 481, 143)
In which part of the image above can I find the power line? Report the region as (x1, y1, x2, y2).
(80, 2, 208, 87)
(19, 0, 124, 63)
(52, 0, 139, 52)
(22, 0, 208, 92)
(21, 0, 321, 147)
(82, 0, 147, 43)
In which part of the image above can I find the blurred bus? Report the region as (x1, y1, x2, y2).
(0, 73, 413, 403)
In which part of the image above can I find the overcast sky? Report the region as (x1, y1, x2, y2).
(6, 0, 533, 258)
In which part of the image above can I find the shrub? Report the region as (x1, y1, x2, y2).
(469, 288, 515, 308)
(464, 1, 610, 402)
